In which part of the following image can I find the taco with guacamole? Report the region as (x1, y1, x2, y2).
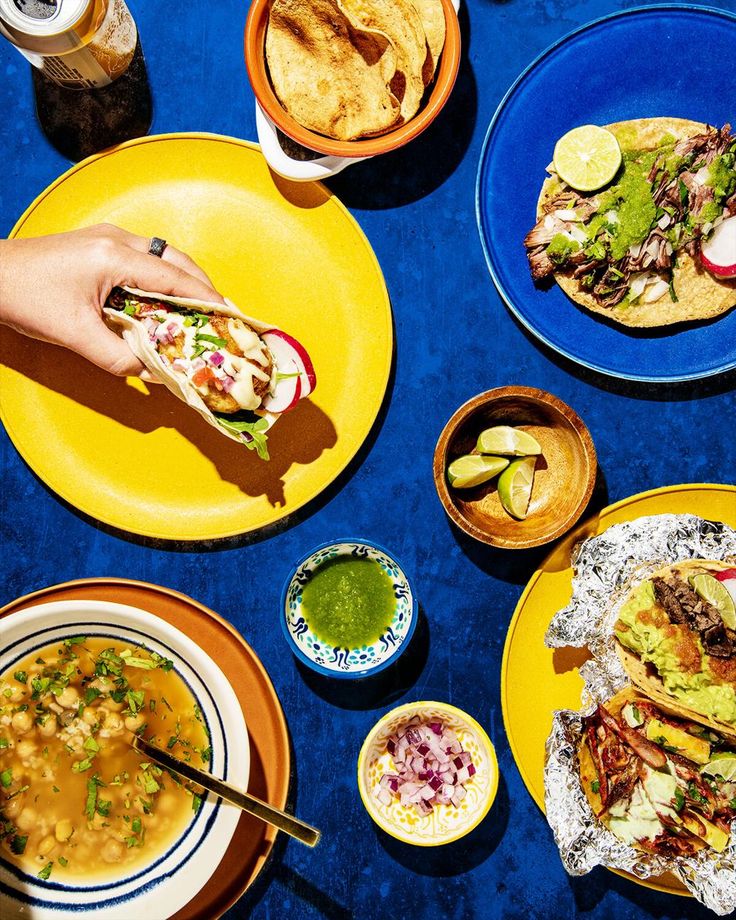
(524, 118, 736, 327)
(104, 287, 316, 460)
(579, 686, 736, 858)
(614, 561, 736, 737)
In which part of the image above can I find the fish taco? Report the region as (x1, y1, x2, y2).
(614, 560, 736, 737)
(104, 287, 316, 460)
(524, 117, 736, 328)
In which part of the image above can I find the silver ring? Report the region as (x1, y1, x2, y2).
(148, 237, 167, 258)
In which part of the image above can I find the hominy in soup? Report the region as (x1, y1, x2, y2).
(0, 636, 210, 881)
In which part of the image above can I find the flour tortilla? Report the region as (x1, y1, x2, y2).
(538, 117, 736, 328)
(614, 559, 736, 740)
(266, 0, 401, 141)
(103, 288, 279, 447)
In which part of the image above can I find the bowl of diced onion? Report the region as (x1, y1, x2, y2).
(357, 701, 498, 846)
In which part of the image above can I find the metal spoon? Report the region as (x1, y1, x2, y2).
(131, 734, 320, 847)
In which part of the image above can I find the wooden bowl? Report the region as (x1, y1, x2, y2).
(244, 0, 461, 158)
(433, 386, 597, 549)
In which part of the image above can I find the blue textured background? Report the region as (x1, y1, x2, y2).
(1, 1, 735, 919)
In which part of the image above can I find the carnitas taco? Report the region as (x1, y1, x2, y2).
(614, 561, 736, 737)
(524, 118, 736, 327)
(104, 287, 316, 460)
(580, 687, 736, 857)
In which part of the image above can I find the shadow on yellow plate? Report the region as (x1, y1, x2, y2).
(0, 329, 337, 509)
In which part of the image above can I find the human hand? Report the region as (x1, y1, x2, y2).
(0, 224, 225, 377)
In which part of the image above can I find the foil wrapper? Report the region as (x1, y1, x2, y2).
(542, 513, 736, 913)
(545, 707, 736, 914)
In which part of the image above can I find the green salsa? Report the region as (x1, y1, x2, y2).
(301, 557, 396, 649)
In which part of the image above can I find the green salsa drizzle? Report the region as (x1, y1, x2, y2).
(301, 558, 396, 649)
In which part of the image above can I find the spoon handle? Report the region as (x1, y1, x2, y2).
(132, 734, 321, 847)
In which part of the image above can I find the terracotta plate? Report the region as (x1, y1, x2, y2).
(501, 483, 736, 897)
(0, 578, 290, 919)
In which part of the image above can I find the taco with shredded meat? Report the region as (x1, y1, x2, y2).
(579, 686, 736, 858)
(524, 118, 736, 327)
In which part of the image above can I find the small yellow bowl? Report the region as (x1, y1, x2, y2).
(357, 701, 498, 846)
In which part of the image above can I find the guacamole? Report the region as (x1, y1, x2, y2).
(615, 580, 736, 726)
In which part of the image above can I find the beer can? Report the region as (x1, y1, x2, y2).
(0, 0, 137, 89)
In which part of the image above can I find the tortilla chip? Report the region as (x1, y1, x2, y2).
(266, 0, 401, 141)
(410, 0, 445, 82)
(537, 117, 736, 328)
(338, 0, 428, 123)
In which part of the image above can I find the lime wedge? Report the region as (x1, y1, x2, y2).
(553, 125, 622, 192)
(447, 454, 509, 489)
(476, 426, 541, 457)
(690, 573, 736, 629)
(497, 456, 536, 519)
(701, 753, 736, 781)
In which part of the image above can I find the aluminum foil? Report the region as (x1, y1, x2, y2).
(542, 513, 736, 913)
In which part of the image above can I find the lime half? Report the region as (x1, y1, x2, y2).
(476, 426, 541, 457)
(701, 753, 736, 781)
(690, 573, 736, 629)
(497, 456, 536, 519)
(447, 454, 509, 489)
(553, 125, 622, 192)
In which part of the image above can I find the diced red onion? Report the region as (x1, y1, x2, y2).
(171, 358, 187, 373)
(191, 357, 206, 372)
(208, 351, 224, 367)
(377, 718, 477, 816)
(220, 374, 235, 393)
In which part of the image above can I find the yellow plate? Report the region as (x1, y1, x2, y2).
(0, 134, 392, 541)
(501, 482, 736, 897)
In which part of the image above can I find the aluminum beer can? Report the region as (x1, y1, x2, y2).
(0, 0, 137, 89)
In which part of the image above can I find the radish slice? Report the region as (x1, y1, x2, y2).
(262, 330, 317, 398)
(701, 216, 736, 279)
(714, 569, 736, 605)
(261, 357, 302, 413)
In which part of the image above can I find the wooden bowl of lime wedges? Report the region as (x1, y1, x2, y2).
(433, 386, 597, 549)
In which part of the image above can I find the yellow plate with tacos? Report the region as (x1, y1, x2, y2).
(0, 134, 393, 541)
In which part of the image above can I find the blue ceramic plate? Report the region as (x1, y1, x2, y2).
(476, 4, 736, 383)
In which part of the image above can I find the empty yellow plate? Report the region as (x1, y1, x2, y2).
(502, 482, 736, 897)
(0, 134, 392, 541)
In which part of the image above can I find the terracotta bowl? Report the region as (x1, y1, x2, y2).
(433, 386, 597, 549)
(245, 0, 461, 158)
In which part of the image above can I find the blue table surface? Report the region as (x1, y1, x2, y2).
(2, 1, 735, 918)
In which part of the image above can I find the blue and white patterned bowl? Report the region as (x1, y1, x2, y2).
(281, 540, 418, 679)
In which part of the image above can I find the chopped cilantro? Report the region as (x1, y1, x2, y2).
(10, 835, 27, 855)
(13, 671, 27, 684)
(0, 769, 12, 788)
(591, 780, 600, 794)
(58, 856, 68, 867)
(72, 757, 94, 774)
(37, 862, 53, 880)
(0, 738, 8, 749)
(85, 688, 102, 705)
(83, 737, 100, 755)
(674, 788, 685, 812)
(85, 775, 105, 820)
